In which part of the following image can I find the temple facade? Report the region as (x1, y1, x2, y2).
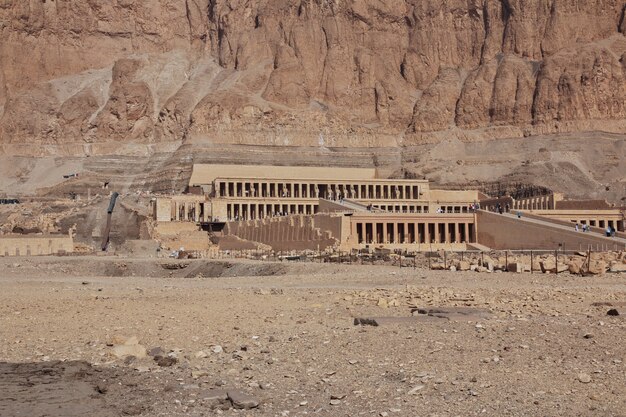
(154, 164, 479, 223)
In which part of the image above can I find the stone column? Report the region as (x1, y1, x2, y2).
(393, 222, 399, 244)
(382, 222, 388, 243)
(350, 219, 357, 243)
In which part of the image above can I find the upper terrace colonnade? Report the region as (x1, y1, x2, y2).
(190, 164, 428, 200)
(214, 178, 424, 201)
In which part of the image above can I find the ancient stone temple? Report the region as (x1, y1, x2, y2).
(152, 164, 626, 252)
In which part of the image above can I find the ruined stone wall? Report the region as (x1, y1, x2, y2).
(0, 234, 74, 256)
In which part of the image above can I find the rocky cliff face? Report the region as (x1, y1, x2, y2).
(1, 0, 625, 155)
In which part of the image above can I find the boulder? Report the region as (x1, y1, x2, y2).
(457, 260, 471, 271)
(540, 259, 555, 273)
(111, 335, 147, 359)
(227, 390, 260, 409)
(568, 261, 582, 275)
(588, 260, 607, 275)
(609, 262, 626, 273)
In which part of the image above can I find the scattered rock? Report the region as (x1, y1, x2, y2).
(191, 370, 209, 379)
(202, 389, 228, 401)
(607, 309, 620, 316)
(407, 385, 425, 395)
(227, 390, 260, 409)
(195, 350, 208, 359)
(111, 336, 147, 359)
(154, 355, 177, 367)
(148, 347, 165, 357)
(578, 373, 592, 383)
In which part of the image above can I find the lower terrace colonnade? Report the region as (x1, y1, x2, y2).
(353, 221, 475, 244)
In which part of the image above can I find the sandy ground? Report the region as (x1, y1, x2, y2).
(0, 256, 625, 417)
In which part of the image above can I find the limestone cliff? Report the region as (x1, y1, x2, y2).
(1, 0, 625, 155)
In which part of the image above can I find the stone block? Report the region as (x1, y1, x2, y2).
(507, 262, 525, 273)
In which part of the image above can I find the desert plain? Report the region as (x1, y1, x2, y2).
(0, 256, 624, 417)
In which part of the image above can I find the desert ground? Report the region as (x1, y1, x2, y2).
(0, 256, 624, 417)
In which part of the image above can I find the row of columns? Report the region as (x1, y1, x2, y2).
(373, 205, 470, 214)
(227, 203, 318, 221)
(216, 180, 421, 200)
(514, 195, 553, 210)
(173, 201, 208, 222)
(354, 221, 475, 245)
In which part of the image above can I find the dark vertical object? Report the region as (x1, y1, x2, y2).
(530, 250, 534, 274)
(101, 192, 119, 251)
(505, 251, 508, 272)
(554, 250, 558, 275)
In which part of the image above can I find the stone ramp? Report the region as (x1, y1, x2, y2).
(477, 210, 626, 250)
(504, 212, 626, 245)
(339, 199, 371, 212)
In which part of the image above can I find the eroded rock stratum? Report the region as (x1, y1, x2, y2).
(1, 0, 626, 155)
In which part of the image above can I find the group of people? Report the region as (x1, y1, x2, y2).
(494, 202, 510, 214)
(468, 202, 480, 212)
(574, 223, 617, 237)
(574, 223, 590, 232)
